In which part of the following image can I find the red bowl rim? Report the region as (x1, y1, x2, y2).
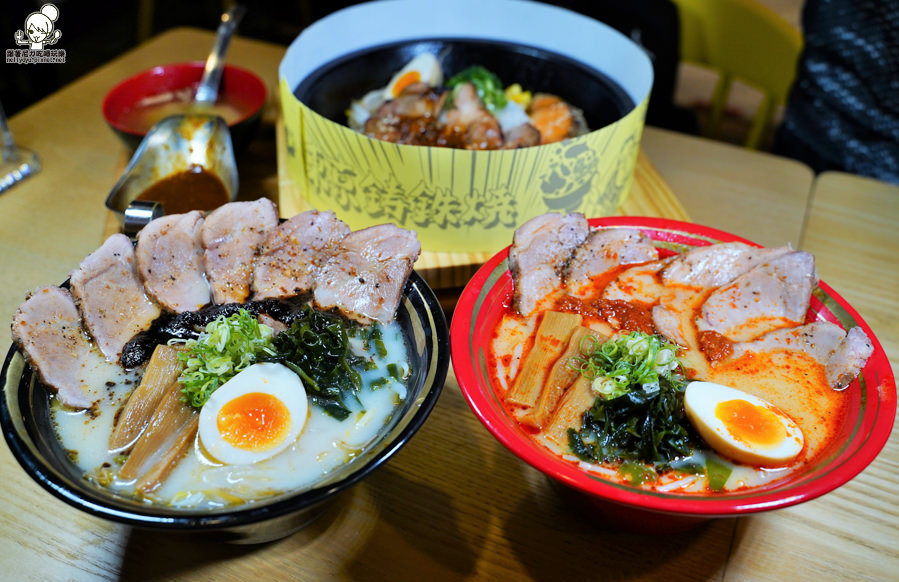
(450, 216, 897, 517)
(102, 61, 267, 137)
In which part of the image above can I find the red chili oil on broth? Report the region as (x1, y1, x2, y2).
(703, 349, 847, 467)
(488, 254, 850, 494)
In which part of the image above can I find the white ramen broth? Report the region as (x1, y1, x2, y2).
(52, 319, 410, 509)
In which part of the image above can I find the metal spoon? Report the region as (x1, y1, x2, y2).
(194, 5, 247, 105)
(0, 100, 41, 194)
(105, 114, 239, 237)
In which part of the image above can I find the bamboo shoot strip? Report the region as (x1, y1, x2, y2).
(505, 311, 583, 409)
(118, 373, 199, 483)
(520, 326, 605, 429)
(135, 415, 199, 494)
(109, 344, 184, 453)
(540, 376, 595, 449)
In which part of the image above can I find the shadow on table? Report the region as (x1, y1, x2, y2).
(355, 384, 738, 581)
(115, 379, 738, 581)
(341, 388, 739, 581)
(502, 484, 738, 581)
(116, 488, 358, 580)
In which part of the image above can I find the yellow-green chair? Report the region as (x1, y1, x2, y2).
(671, 0, 803, 149)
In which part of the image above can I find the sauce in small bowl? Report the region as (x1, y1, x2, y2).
(135, 164, 230, 215)
(105, 115, 239, 230)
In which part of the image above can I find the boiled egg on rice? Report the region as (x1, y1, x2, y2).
(684, 381, 804, 467)
(383, 52, 443, 99)
(198, 363, 308, 465)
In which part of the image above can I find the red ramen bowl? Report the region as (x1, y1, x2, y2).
(103, 62, 267, 153)
(450, 217, 896, 532)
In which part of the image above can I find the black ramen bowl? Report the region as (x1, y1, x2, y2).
(0, 272, 448, 544)
(278, 0, 653, 255)
(294, 38, 635, 132)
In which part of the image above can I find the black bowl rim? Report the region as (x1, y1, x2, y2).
(280, 0, 653, 109)
(291, 36, 636, 125)
(0, 270, 448, 530)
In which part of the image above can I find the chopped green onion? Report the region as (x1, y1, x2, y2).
(619, 460, 659, 486)
(567, 332, 699, 466)
(706, 458, 733, 492)
(173, 309, 276, 408)
(446, 66, 508, 112)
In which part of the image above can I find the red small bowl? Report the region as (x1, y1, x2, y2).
(451, 216, 896, 532)
(102, 62, 267, 152)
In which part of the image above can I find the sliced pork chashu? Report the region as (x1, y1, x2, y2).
(136, 211, 211, 313)
(564, 228, 658, 296)
(442, 82, 504, 150)
(252, 210, 351, 300)
(11, 286, 96, 409)
(69, 233, 161, 362)
(202, 199, 279, 305)
(731, 322, 874, 389)
(661, 242, 793, 289)
(601, 259, 671, 304)
(825, 326, 875, 389)
(509, 212, 589, 316)
(313, 224, 421, 323)
(697, 251, 817, 342)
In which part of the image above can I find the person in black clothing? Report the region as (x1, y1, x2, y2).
(540, 0, 699, 135)
(774, 0, 899, 184)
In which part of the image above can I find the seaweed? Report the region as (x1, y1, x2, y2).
(566, 332, 700, 466)
(267, 305, 368, 421)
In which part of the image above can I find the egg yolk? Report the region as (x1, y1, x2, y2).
(391, 71, 422, 97)
(715, 399, 786, 447)
(216, 392, 290, 451)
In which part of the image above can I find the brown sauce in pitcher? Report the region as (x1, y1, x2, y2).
(136, 165, 229, 214)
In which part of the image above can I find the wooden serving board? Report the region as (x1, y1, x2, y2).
(275, 121, 691, 288)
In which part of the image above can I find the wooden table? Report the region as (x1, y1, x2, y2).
(1, 28, 896, 582)
(641, 128, 815, 249)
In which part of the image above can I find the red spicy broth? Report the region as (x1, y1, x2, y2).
(487, 255, 848, 494)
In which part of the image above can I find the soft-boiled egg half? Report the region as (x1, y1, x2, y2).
(383, 52, 443, 100)
(684, 381, 804, 467)
(198, 363, 308, 465)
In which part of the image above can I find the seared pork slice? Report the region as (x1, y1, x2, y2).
(136, 211, 211, 313)
(601, 259, 671, 303)
(731, 322, 874, 389)
(70, 233, 161, 362)
(509, 213, 589, 316)
(697, 251, 817, 342)
(375, 82, 441, 118)
(11, 286, 95, 409)
(652, 303, 688, 346)
(364, 83, 444, 145)
(652, 284, 710, 347)
(252, 210, 351, 300)
(313, 224, 421, 323)
(502, 123, 541, 149)
(661, 242, 793, 288)
(443, 82, 504, 150)
(826, 326, 875, 389)
(732, 321, 845, 362)
(564, 228, 658, 296)
(202, 199, 279, 305)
